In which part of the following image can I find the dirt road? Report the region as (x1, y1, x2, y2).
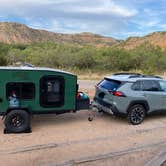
(0, 80, 166, 166)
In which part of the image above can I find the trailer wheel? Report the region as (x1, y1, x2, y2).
(4, 110, 30, 133)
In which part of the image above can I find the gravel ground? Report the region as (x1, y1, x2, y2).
(0, 80, 166, 166)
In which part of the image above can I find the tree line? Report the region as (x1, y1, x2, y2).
(0, 41, 166, 74)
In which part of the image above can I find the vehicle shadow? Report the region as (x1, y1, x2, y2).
(146, 112, 166, 121)
(31, 110, 128, 130)
(104, 111, 166, 122)
(31, 110, 166, 130)
(97, 111, 128, 123)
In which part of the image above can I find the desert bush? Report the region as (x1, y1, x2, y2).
(0, 41, 165, 74)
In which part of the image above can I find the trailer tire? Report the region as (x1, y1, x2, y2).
(4, 110, 30, 133)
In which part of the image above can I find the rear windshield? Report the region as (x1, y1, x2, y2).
(98, 79, 121, 91)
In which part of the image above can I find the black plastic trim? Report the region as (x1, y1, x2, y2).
(94, 97, 122, 115)
(94, 97, 112, 108)
(0, 109, 82, 116)
(31, 110, 75, 115)
(127, 100, 149, 112)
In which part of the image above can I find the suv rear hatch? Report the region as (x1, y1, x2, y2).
(94, 78, 124, 103)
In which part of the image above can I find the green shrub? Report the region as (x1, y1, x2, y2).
(0, 41, 165, 74)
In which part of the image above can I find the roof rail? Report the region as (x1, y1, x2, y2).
(112, 73, 163, 79)
(129, 75, 142, 78)
(142, 75, 163, 79)
(129, 75, 163, 79)
(113, 72, 141, 76)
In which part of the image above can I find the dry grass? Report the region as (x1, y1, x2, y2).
(77, 71, 166, 80)
(78, 73, 107, 80)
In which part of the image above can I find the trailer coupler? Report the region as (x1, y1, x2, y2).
(88, 102, 96, 122)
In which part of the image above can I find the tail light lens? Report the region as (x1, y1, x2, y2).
(113, 91, 126, 97)
(108, 90, 126, 97)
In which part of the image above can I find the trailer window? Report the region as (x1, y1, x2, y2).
(6, 83, 35, 99)
(40, 76, 64, 107)
(46, 80, 61, 102)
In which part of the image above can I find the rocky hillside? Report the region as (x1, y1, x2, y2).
(119, 32, 166, 49)
(0, 22, 165, 49)
(0, 22, 118, 47)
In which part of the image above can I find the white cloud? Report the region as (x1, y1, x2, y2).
(0, 0, 137, 36)
(158, 24, 166, 30)
(0, 0, 165, 39)
(146, 20, 159, 27)
(67, 1, 137, 17)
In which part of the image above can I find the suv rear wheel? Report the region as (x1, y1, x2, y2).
(128, 104, 146, 125)
(4, 109, 30, 133)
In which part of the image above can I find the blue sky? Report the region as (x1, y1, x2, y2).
(0, 0, 165, 39)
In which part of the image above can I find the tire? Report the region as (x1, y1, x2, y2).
(128, 104, 146, 125)
(4, 110, 30, 133)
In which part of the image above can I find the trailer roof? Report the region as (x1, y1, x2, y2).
(0, 66, 75, 76)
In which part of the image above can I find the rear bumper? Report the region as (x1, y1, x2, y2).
(93, 97, 120, 115)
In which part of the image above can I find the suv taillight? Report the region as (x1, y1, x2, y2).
(109, 90, 126, 97)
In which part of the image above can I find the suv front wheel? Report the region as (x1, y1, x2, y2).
(128, 104, 146, 125)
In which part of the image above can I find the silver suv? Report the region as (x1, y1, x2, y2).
(92, 73, 166, 125)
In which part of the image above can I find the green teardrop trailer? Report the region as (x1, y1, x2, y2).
(0, 67, 90, 133)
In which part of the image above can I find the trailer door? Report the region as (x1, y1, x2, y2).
(40, 76, 64, 107)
